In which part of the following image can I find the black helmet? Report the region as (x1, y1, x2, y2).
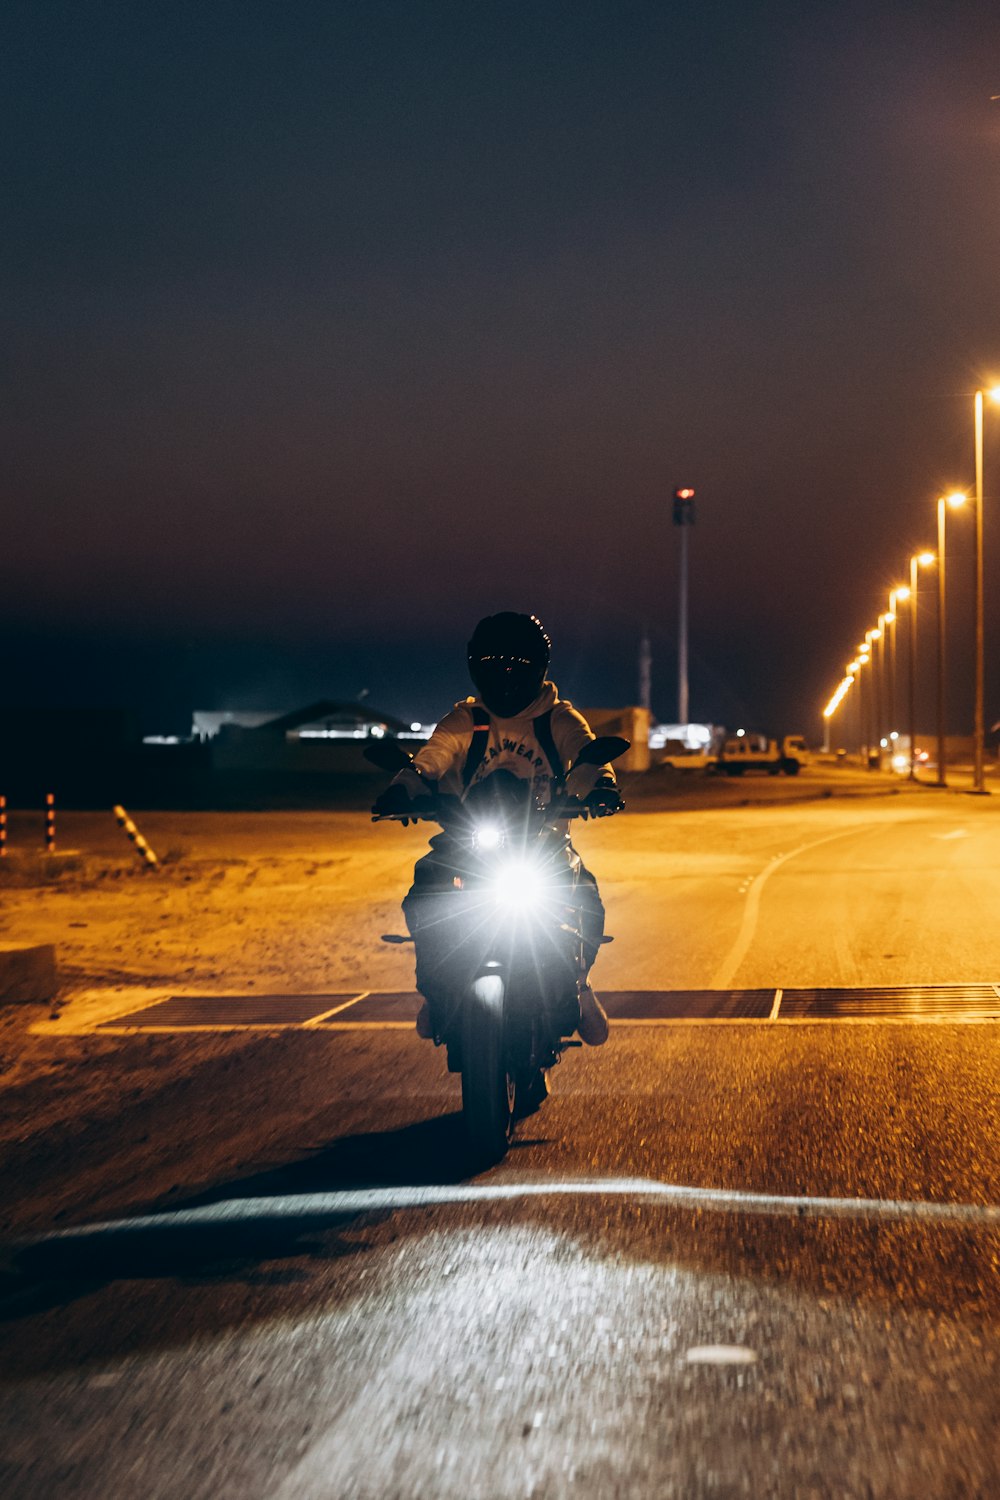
(467, 612, 551, 718)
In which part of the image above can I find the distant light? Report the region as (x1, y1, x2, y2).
(649, 721, 713, 750)
(946, 491, 967, 508)
(411, 722, 422, 732)
(988, 386, 1000, 403)
(895, 585, 910, 601)
(736, 728, 745, 737)
(884, 611, 895, 624)
(917, 551, 935, 567)
(675, 487, 695, 499)
(823, 677, 854, 718)
(880, 737, 888, 748)
(890, 731, 899, 741)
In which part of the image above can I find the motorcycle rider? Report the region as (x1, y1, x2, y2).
(372, 611, 623, 1046)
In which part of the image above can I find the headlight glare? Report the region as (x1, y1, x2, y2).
(489, 857, 548, 911)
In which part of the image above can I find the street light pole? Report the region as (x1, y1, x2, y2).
(936, 492, 968, 788)
(974, 391, 985, 791)
(972, 387, 1000, 792)
(863, 630, 878, 768)
(907, 553, 934, 781)
(887, 598, 899, 738)
(909, 559, 919, 780)
(873, 620, 885, 767)
(937, 497, 948, 788)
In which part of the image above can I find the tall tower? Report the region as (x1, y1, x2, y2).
(672, 486, 696, 725)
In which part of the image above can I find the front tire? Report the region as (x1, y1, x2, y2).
(461, 974, 516, 1164)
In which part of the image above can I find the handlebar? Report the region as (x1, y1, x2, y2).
(372, 793, 594, 826)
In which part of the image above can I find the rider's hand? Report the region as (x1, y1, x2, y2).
(585, 779, 623, 818)
(372, 783, 414, 819)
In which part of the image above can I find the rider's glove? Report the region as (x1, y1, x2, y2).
(585, 778, 624, 818)
(371, 783, 414, 819)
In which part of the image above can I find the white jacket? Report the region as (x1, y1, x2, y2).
(397, 680, 612, 805)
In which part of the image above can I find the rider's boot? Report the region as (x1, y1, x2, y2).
(415, 998, 433, 1039)
(577, 983, 609, 1046)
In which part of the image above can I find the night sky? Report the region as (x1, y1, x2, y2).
(6, 1, 1000, 736)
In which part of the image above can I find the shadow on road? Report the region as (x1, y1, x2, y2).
(0, 1110, 482, 1338)
(191, 1108, 474, 1199)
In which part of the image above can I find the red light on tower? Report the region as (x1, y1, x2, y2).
(673, 486, 696, 525)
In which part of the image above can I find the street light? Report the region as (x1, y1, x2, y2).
(887, 589, 907, 738)
(822, 673, 854, 752)
(906, 551, 935, 780)
(854, 644, 871, 759)
(972, 387, 1000, 793)
(871, 623, 885, 767)
(936, 492, 967, 787)
(863, 626, 883, 768)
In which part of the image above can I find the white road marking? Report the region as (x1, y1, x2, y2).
(709, 824, 875, 990)
(932, 828, 970, 840)
(685, 1345, 757, 1365)
(19, 1176, 1000, 1243)
(611, 1015, 1000, 1027)
(302, 992, 369, 1026)
(320, 1021, 414, 1031)
(769, 988, 783, 1020)
(88, 1022, 326, 1034)
(56, 1012, 1000, 1036)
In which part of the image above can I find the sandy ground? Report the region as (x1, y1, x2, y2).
(0, 811, 426, 1155)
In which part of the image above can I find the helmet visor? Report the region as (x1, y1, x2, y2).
(471, 656, 545, 717)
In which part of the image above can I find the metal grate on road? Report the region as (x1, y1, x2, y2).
(780, 984, 1000, 1020)
(97, 994, 360, 1029)
(321, 992, 421, 1023)
(94, 984, 1000, 1030)
(601, 990, 774, 1020)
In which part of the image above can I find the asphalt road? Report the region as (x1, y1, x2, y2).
(2, 779, 1000, 1497)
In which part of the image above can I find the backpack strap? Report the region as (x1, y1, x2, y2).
(533, 708, 566, 794)
(462, 704, 492, 790)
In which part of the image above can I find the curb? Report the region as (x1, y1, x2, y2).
(0, 945, 59, 1004)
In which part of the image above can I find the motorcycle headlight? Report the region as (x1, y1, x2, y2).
(488, 856, 549, 911)
(473, 821, 504, 851)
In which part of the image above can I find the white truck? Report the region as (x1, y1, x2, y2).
(714, 734, 808, 776)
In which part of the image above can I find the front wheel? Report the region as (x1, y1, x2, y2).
(461, 974, 516, 1164)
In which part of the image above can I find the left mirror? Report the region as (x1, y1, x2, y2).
(363, 739, 414, 773)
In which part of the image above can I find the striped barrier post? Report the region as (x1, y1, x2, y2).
(112, 805, 159, 868)
(45, 793, 55, 854)
(0, 795, 6, 857)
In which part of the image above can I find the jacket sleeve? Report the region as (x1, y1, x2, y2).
(392, 703, 474, 792)
(552, 702, 617, 785)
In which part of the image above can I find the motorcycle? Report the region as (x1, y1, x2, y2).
(367, 734, 629, 1163)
